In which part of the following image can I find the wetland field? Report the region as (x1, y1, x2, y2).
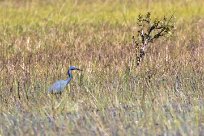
(0, 0, 204, 135)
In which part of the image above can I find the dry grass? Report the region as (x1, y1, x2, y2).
(0, 0, 204, 135)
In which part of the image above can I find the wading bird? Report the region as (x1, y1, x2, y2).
(48, 66, 82, 94)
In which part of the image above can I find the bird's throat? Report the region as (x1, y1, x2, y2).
(68, 70, 73, 78)
(70, 74, 73, 78)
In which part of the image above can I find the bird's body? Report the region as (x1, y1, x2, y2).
(48, 78, 71, 94)
(48, 66, 81, 94)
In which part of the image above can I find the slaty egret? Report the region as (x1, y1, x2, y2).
(48, 66, 82, 94)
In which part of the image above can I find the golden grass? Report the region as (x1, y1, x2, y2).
(0, 0, 204, 135)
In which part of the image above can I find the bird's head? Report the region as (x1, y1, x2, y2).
(69, 66, 82, 71)
(67, 66, 82, 78)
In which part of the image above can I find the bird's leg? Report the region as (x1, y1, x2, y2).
(69, 84, 75, 101)
(55, 93, 62, 101)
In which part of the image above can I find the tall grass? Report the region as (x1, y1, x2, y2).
(0, 0, 204, 135)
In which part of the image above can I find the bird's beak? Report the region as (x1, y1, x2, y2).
(76, 68, 82, 71)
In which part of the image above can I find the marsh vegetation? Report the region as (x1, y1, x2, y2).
(0, 0, 204, 135)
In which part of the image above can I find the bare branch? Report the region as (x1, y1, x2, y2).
(133, 12, 174, 66)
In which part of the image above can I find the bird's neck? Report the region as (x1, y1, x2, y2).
(68, 70, 73, 79)
(66, 77, 72, 85)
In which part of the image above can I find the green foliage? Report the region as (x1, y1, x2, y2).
(137, 12, 174, 42)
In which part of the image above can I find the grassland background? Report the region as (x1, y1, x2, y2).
(0, 0, 204, 135)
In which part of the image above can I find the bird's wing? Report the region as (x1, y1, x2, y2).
(48, 80, 67, 93)
(48, 80, 61, 93)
